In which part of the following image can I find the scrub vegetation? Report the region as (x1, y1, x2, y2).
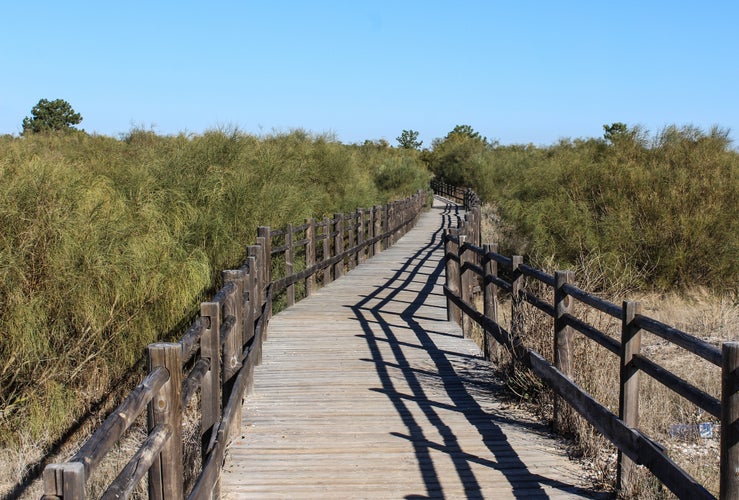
(429, 123, 738, 293)
(2, 117, 736, 497)
(0, 128, 430, 462)
(439, 123, 737, 497)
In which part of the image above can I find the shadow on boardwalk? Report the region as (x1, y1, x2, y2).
(222, 199, 611, 499)
(351, 201, 609, 499)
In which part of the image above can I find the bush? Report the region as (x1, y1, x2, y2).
(0, 130, 430, 447)
(428, 125, 738, 292)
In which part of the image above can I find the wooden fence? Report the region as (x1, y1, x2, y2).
(41, 191, 427, 500)
(434, 182, 739, 500)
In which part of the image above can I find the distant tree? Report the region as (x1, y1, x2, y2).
(426, 125, 491, 189)
(22, 98, 82, 135)
(444, 124, 485, 143)
(396, 129, 423, 150)
(602, 122, 629, 143)
(362, 138, 390, 149)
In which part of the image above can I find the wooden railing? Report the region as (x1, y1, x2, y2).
(42, 191, 427, 500)
(430, 179, 479, 210)
(433, 183, 739, 500)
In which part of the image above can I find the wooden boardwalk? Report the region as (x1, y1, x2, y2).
(221, 198, 609, 499)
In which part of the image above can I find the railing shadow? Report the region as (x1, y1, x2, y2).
(349, 200, 608, 499)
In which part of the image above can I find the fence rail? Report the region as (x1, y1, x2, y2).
(433, 183, 739, 500)
(42, 191, 426, 500)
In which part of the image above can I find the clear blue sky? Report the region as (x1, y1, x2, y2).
(1, 1, 737, 146)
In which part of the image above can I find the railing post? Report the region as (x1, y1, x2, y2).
(347, 213, 357, 270)
(510, 256, 524, 342)
(222, 270, 244, 381)
(251, 238, 268, 347)
(256, 227, 272, 328)
(444, 228, 462, 326)
(43, 462, 86, 500)
(285, 223, 295, 306)
(382, 205, 390, 250)
(463, 213, 480, 294)
(257, 226, 271, 285)
(199, 300, 221, 499)
(247, 244, 262, 328)
(553, 270, 576, 434)
(721, 342, 739, 500)
(333, 213, 344, 279)
(322, 217, 332, 284)
(373, 206, 382, 256)
(222, 269, 245, 440)
(472, 206, 482, 267)
(482, 243, 498, 361)
(357, 209, 366, 264)
(246, 256, 259, 338)
(617, 300, 642, 495)
(243, 255, 258, 394)
(458, 234, 471, 337)
(147, 343, 183, 500)
(305, 218, 316, 296)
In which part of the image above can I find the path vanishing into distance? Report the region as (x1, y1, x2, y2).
(220, 197, 611, 499)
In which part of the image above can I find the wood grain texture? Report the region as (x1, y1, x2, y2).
(221, 198, 608, 499)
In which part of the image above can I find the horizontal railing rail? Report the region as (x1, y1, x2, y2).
(432, 183, 738, 500)
(42, 190, 427, 500)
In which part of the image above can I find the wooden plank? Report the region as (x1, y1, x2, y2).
(221, 198, 602, 499)
(102, 424, 172, 500)
(67, 367, 168, 477)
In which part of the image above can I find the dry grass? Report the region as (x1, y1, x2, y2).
(472, 206, 739, 498)
(1, 387, 208, 499)
(0, 130, 431, 497)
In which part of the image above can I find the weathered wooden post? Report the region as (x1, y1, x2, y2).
(252, 239, 264, 301)
(617, 300, 642, 495)
(347, 213, 356, 270)
(43, 462, 86, 500)
(388, 202, 395, 245)
(257, 226, 272, 286)
(222, 270, 245, 439)
(553, 270, 576, 434)
(247, 245, 261, 338)
(444, 228, 462, 326)
(305, 218, 316, 296)
(463, 213, 480, 298)
(482, 243, 499, 361)
(255, 237, 269, 342)
(285, 223, 295, 306)
(333, 213, 344, 279)
(243, 255, 257, 394)
(357, 209, 366, 263)
(256, 228, 273, 330)
(199, 299, 221, 499)
(147, 343, 183, 500)
(382, 204, 390, 250)
(222, 271, 244, 380)
(472, 206, 482, 268)
(373, 206, 382, 256)
(394, 201, 400, 242)
(458, 234, 472, 337)
(721, 342, 739, 500)
(322, 217, 332, 284)
(510, 256, 524, 342)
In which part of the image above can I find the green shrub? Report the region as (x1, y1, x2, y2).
(427, 125, 738, 292)
(0, 129, 430, 446)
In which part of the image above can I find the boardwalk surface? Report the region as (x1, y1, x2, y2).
(221, 198, 609, 499)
